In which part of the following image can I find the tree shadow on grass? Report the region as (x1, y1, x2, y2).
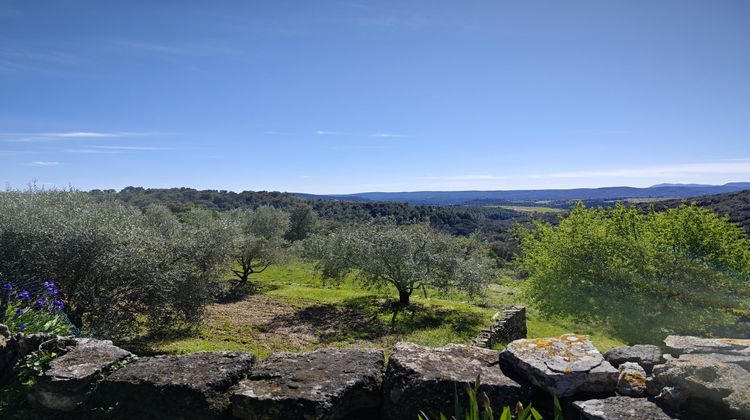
(262, 296, 486, 345)
(119, 325, 198, 356)
(216, 280, 280, 304)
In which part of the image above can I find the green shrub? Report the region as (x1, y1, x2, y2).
(0, 190, 232, 338)
(519, 202, 750, 343)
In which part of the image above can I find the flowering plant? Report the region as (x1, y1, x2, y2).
(1, 280, 71, 335)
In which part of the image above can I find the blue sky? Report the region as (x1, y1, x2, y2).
(1, 0, 749, 194)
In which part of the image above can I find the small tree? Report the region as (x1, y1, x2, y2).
(227, 206, 290, 286)
(304, 223, 495, 306)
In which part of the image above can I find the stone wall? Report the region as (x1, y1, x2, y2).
(470, 306, 527, 348)
(2, 324, 749, 420)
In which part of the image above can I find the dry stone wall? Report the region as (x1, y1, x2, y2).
(470, 306, 527, 348)
(2, 322, 750, 420)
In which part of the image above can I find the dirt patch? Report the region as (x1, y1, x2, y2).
(207, 294, 299, 326)
(204, 295, 387, 355)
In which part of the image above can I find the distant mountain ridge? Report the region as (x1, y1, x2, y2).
(295, 182, 750, 205)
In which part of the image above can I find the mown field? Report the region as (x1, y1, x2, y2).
(126, 263, 625, 358)
(484, 205, 564, 214)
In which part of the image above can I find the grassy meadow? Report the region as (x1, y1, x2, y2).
(126, 263, 625, 358)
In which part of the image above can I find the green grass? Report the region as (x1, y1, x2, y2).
(130, 262, 624, 356)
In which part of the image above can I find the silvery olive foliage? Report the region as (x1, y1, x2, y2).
(226, 206, 291, 285)
(304, 223, 495, 306)
(0, 189, 232, 337)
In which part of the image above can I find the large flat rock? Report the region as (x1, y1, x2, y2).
(574, 396, 674, 419)
(604, 344, 664, 374)
(382, 342, 529, 420)
(232, 348, 384, 420)
(32, 338, 132, 411)
(500, 334, 618, 397)
(92, 351, 255, 419)
(664, 335, 750, 356)
(652, 353, 750, 420)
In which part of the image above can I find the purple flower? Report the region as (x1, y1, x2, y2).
(17, 325, 26, 331)
(43, 280, 59, 296)
(34, 298, 46, 309)
(53, 299, 64, 309)
(17, 290, 30, 300)
(2, 283, 12, 291)
(14, 308, 24, 315)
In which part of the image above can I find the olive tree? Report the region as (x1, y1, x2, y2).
(0, 190, 232, 337)
(227, 206, 290, 286)
(304, 223, 495, 306)
(284, 202, 318, 241)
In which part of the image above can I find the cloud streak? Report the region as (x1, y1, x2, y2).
(1, 131, 162, 143)
(63, 149, 123, 154)
(29, 161, 60, 166)
(315, 129, 409, 138)
(93, 145, 172, 151)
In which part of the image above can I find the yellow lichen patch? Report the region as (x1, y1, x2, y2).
(621, 371, 647, 388)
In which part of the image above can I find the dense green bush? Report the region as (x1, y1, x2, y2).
(520, 203, 750, 343)
(0, 190, 231, 338)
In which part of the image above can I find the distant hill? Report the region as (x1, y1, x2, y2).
(296, 183, 750, 205)
(646, 188, 750, 234)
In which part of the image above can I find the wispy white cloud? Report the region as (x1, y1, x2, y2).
(315, 130, 348, 136)
(0, 44, 79, 73)
(29, 161, 60, 166)
(369, 132, 409, 138)
(93, 145, 172, 151)
(1, 131, 162, 143)
(43, 131, 122, 138)
(63, 149, 123, 154)
(316, 129, 409, 138)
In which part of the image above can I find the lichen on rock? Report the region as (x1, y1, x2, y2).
(500, 334, 618, 397)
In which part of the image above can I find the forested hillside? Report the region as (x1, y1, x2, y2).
(88, 187, 538, 236)
(646, 189, 750, 234)
(87, 187, 558, 263)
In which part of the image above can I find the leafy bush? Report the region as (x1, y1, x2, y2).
(519, 203, 750, 343)
(0, 190, 232, 338)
